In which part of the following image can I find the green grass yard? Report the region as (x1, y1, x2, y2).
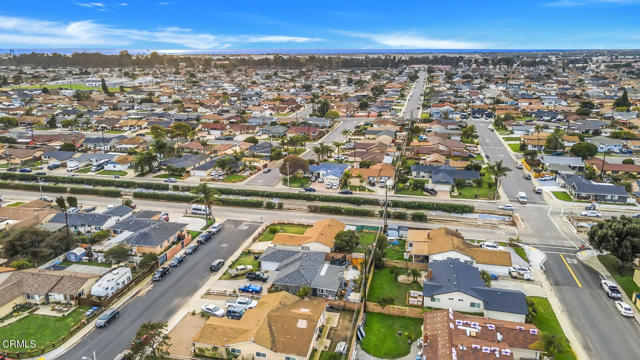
(284, 175, 310, 188)
(223, 174, 246, 183)
(503, 137, 522, 142)
(367, 267, 422, 306)
(452, 173, 495, 200)
(527, 297, 575, 360)
(552, 191, 573, 202)
(360, 313, 423, 359)
(153, 174, 173, 179)
(0, 306, 88, 351)
(6, 201, 25, 207)
(220, 251, 261, 280)
(258, 224, 310, 242)
(355, 231, 377, 252)
(508, 143, 524, 153)
(76, 167, 92, 173)
(598, 254, 640, 298)
(105, 130, 126, 134)
(385, 239, 407, 261)
(98, 170, 127, 176)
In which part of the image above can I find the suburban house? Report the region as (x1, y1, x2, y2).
(521, 132, 579, 151)
(272, 219, 345, 253)
(406, 227, 512, 276)
(103, 204, 135, 222)
(287, 126, 323, 140)
(539, 155, 585, 172)
(247, 142, 273, 157)
(3, 268, 98, 304)
(422, 259, 528, 322)
(260, 125, 288, 137)
(42, 150, 77, 166)
(121, 221, 189, 254)
(585, 157, 640, 176)
(587, 136, 625, 152)
(103, 155, 132, 171)
(558, 173, 629, 204)
(260, 248, 345, 298)
(47, 213, 116, 234)
(192, 292, 327, 360)
(308, 163, 351, 184)
(422, 310, 543, 360)
(349, 163, 395, 186)
(66, 247, 87, 262)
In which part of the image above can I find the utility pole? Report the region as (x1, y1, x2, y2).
(600, 149, 608, 179)
(37, 176, 43, 200)
(287, 161, 290, 187)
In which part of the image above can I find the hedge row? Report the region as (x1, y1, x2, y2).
(392, 200, 473, 214)
(308, 205, 376, 217)
(133, 192, 265, 208)
(0, 181, 67, 193)
(70, 187, 121, 197)
(0, 173, 169, 190)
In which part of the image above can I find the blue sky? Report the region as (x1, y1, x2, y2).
(1, 0, 639, 50)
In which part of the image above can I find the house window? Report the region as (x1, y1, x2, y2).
(256, 352, 267, 358)
(285, 357, 296, 360)
(430, 296, 440, 302)
(470, 302, 481, 308)
(230, 348, 241, 355)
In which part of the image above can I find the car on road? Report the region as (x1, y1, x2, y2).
(35, 171, 46, 175)
(211, 223, 222, 233)
(534, 187, 542, 194)
(263, 168, 271, 173)
(303, 187, 316, 192)
(238, 284, 263, 294)
(113, 350, 132, 360)
(226, 306, 246, 320)
(164, 177, 177, 183)
(227, 296, 258, 310)
(18, 168, 32, 173)
(169, 254, 185, 267)
(95, 308, 119, 328)
(485, 154, 490, 160)
(601, 279, 622, 299)
(40, 196, 54, 202)
(585, 204, 598, 210)
(615, 301, 634, 317)
(152, 267, 170, 281)
(523, 173, 531, 180)
(338, 189, 353, 195)
(539, 175, 554, 181)
(515, 163, 523, 169)
(581, 210, 602, 217)
(201, 304, 225, 317)
(246, 271, 269, 282)
(498, 204, 514, 211)
(210, 259, 225, 272)
(185, 244, 199, 255)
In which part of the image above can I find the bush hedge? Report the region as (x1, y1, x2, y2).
(410, 212, 428, 222)
(70, 187, 121, 197)
(0, 181, 67, 193)
(308, 205, 376, 217)
(133, 192, 265, 208)
(0, 173, 168, 190)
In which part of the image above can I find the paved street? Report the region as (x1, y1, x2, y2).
(63, 219, 262, 360)
(474, 118, 640, 359)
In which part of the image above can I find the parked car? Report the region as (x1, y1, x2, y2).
(601, 279, 622, 299)
(197, 231, 213, 245)
(539, 175, 554, 181)
(238, 284, 263, 294)
(164, 177, 177, 183)
(47, 163, 61, 170)
(263, 168, 271, 173)
(35, 171, 46, 175)
(18, 168, 32, 173)
(40, 196, 54, 202)
(227, 296, 258, 310)
(509, 270, 534, 281)
(515, 163, 523, 169)
(211, 223, 222, 233)
(581, 211, 602, 217)
(481, 242, 500, 250)
(585, 204, 598, 211)
(95, 308, 119, 328)
(169, 254, 185, 267)
(424, 187, 437, 196)
(84, 306, 99, 318)
(523, 173, 531, 180)
(226, 306, 246, 320)
(232, 265, 253, 275)
(201, 304, 225, 317)
(210, 259, 225, 272)
(498, 204, 514, 211)
(246, 271, 269, 282)
(113, 350, 132, 360)
(152, 267, 170, 281)
(338, 189, 353, 195)
(534, 187, 542, 194)
(303, 187, 316, 192)
(615, 301, 634, 317)
(185, 244, 199, 255)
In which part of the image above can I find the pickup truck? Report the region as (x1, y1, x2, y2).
(238, 284, 263, 294)
(246, 271, 269, 282)
(601, 279, 622, 299)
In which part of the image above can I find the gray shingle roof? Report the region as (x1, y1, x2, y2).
(49, 213, 111, 227)
(103, 205, 134, 217)
(123, 222, 186, 247)
(561, 174, 628, 196)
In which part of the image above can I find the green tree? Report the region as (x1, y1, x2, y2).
(100, 77, 110, 95)
(544, 129, 565, 152)
(408, 268, 421, 283)
(191, 183, 220, 224)
(133, 151, 157, 175)
(105, 245, 129, 263)
(55, 196, 74, 251)
(245, 136, 259, 144)
(485, 160, 511, 200)
(170, 122, 194, 139)
(279, 155, 309, 175)
(333, 230, 360, 253)
(150, 124, 167, 140)
(358, 100, 369, 110)
(297, 285, 311, 298)
(588, 215, 640, 262)
(317, 99, 330, 117)
(623, 158, 635, 165)
(139, 253, 158, 269)
(570, 142, 598, 159)
(66, 196, 78, 208)
(46, 115, 57, 128)
(0, 227, 69, 265)
(130, 321, 172, 359)
(59, 142, 76, 151)
(613, 89, 632, 109)
(325, 110, 340, 119)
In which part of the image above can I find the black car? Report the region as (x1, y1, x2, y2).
(226, 306, 245, 320)
(169, 254, 185, 267)
(303, 187, 316, 192)
(246, 271, 269, 282)
(338, 189, 353, 195)
(425, 187, 438, 196)
(210, 259, 224, 272)
(95, 308, 119, 328)
(197, 231, 213, 245)
(185, 244, 199, 255)
(35, 171, 46, 176)
(152, 267, 170, 281)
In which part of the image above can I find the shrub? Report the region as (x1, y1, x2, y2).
(308, 205, 376, 217)
(391, 211, 408, 220)
(70, 187, 121, 197)
(410, 212, 427, 222)
(264, 201, 276, 209)
(0, 172, 169, 190)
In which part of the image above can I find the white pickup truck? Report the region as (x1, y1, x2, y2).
(517, 192, 528, 204)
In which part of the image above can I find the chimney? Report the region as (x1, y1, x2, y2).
(427, 268, 433, 279)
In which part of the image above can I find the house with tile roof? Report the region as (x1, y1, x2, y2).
(406, 227, 512, 276)
(272, 219, 345, 253)
(349, 163, 395, 186)
(421, 310, 543, 360)
(192, 292, 327, 360)
(422, 259, 528, 322)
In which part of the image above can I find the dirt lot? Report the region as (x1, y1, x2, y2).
(167, 313, 208, 357)
(325, 311, 354, 352)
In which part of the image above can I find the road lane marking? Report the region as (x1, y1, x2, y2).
(560, 253, 582, 288)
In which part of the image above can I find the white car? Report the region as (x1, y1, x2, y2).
(581, 211, 602, 217)
(498, 204, 514, 211)
(510, 265, 532, 274)
(601, 279, 622, 299)
(201, 304, 225, 317)
(228, 296, 258, 310)
(481, 241, 500, 250)
(211, 223, 222, 233)
(615, 301, 634, 317)
(515, 163, 523, 169)
(539, 175, 554, 181)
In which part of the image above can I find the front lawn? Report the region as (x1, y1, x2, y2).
(258, 224, 310, 242)
(189, 230, 202, 239)
(367, 267, 422, 306)
(220, 251, 261, 280)
(6, 201, 24, 207)
(503, 136, 522, 142)
(527, 297, 575, 360)
(452, 173, 496, 200)
(360, 313, 423, 359)
(0, 306, 87, 351)
(355, 231, 377, 252)
(105, 130, 126, 134)
(284, 175, 310, 188)
(508, 143, 524, 153)
(395, 188, 426, 196)
(223, 174, 246, 183)
(598, 254, 640, 298)
(98, 170, 127, 176)
(552, 191, 573, 202)
(76, 167, 92, 173)
(153, 174, 172, 179)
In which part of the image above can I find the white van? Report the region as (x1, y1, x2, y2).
(517, 192, 528, 204)
(191, 204, 211, 215)
(67, 164, 79, 172)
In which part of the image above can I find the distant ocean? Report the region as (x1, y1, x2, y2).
(0, 48, 580, 55)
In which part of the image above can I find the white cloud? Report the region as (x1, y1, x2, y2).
(0, 15, 321, 49)
(158, 1, 170, 5)
(75, 2, 105, 8)
(544, 0, 640, 6)
(119, 2, 128, 6)
(340, 31, 485, 49)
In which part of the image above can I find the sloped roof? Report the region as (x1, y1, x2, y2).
(272, 219, 345, 248)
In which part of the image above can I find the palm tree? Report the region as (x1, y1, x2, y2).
(312, 146, 322, 163)
(332, 141, 343, 155)
(310, 93, 321, 115)
(55, 196, 74, 251)
(341, 129, 351, 140)
(320, 143, 334, 160)
(534, 124, 543, 152)
(487, 160, 512, 200)
(190, 183, 220, 225)
(408, 268, 421, 283)
(472, 177, 484, 198)
(133, 151, 157, 175)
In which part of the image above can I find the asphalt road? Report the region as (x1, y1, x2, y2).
(474, 118, 640, 359)
(401, 72, 426, 120)
(64, 219, 262, 360)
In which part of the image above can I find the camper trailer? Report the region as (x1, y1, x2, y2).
(90, 267, 132, 299)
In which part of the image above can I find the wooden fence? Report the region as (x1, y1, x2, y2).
(382, 259, 428, 270)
